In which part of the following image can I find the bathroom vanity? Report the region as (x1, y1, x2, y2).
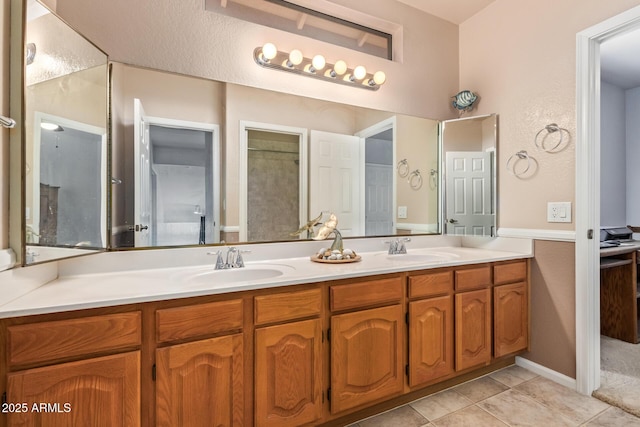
(0, 241, 530, 427)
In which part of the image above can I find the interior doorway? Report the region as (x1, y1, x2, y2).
(576, 5, 640, 396)
(133, 98, 220, 247)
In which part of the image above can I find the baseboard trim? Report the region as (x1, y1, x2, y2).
(516, 356, 577, 390)
(498, 228, 576, 242)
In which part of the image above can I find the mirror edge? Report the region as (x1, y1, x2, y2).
(9, 0, 25, 267)
(15, 0, 111, 267)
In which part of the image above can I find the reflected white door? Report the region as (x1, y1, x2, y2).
(365, 163, 393, 235)
(134, 98, 152, 246)
(309, 130, 361, 236)
(445, 151, 494, 236)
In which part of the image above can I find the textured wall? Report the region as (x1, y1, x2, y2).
(48, 0, 459, 121)
(460, 0, 640, 231)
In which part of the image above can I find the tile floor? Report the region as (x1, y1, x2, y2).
(351, 365, 640, 426)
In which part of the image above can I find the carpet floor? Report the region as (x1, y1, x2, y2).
(593, 335, 640, 417)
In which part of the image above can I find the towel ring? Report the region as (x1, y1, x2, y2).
(408, 169, 423, 190)
(506, 150, 532, 177)
(535, 123, 566, 153)
(397, 159, 409, 178)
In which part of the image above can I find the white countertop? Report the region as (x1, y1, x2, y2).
(0, 236, 533, 319)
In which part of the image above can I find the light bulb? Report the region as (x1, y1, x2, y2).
(311, 55, 326, 71)
(261, 43, 277, 61)
(332, 60, 347, 76)
(288, 49, 303, 66)
(373, 71, 386, 85)
(353, 65, 367, 80)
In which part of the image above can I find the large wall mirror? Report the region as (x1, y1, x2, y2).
(110, 63, 440, 248)
(21, 0, 108, 264)
(14, 2, 499, 264)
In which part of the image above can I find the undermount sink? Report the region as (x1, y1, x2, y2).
(176, 264, 295, 288)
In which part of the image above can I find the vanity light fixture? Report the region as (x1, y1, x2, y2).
(254, 43, 386, 91)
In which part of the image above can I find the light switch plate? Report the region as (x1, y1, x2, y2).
(547, 202, 572, 223)
(397, 206, 408, 219)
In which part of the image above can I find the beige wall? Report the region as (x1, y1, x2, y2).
(526, 240, 577, 378)
(460, 0, 640, 231)
(48, 0, 459, 121)
(1, 1, 9, 249)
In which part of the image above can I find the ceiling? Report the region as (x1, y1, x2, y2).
(396, 0, 496, 24)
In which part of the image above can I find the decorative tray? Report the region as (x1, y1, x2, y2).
(310, 255, 361, 264)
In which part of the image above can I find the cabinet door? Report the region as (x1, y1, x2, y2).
(7, 351, 140, 427)
(455, 288, 491, 371)
(494, 282, 528, 357)
(409, 296, 454, 386)
(255, 319, 323, 427)
(156, 334, 243, 427)
(331, 304, 403, 414)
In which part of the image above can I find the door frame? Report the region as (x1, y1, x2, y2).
(575, 5, 640, 395)
(144, 115, 221, 244)
(239, 121, 308, 242)
(355, 117, 397, 235)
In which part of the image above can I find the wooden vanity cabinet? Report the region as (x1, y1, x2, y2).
(407, 270, 454, 387)
(253, 288, 323, 427)
(454, 266, 492, 372)
(154, 299, 244, 427)
(4, 312, 142, 427)
(493, 261, 529, 357)
(329, 277, 404, 415)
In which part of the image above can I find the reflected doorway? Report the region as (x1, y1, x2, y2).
(31, 112, 107, 249)
(239, 121, 308, 242)
(133, 98, 220, 247)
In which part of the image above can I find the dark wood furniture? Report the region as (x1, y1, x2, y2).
(600, 243, 640, 343)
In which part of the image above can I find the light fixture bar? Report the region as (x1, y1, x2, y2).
(253, 45, 386, 91)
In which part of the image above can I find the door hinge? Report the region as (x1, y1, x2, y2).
(2, 391, 6, 405)
(405, 312, 409, 325)
(327, 388, 331, 402)
(587, 229, 594, 239)
(327, 328, 331, 342)
(152, 364, 157, 381)
(406, 364, 409, 377)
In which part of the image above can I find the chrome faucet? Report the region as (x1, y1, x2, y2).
(208, 247, 250, 269)
(385, 237, 411, 255)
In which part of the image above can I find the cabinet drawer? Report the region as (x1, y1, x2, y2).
(255, 288, 321, 325)
(494, 260, 527, 285)
(455, 265, 491, 291)
(331, 277, 402, 311)
(156, 299, 243, 343)
(408, 270, 453, 299)
(8, 312, 141, 366)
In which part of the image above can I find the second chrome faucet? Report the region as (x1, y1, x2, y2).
(209, 247, 250, 269)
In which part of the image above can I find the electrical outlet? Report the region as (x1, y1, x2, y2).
(547, 202, 572, 223)
(397, 206, 408, 219)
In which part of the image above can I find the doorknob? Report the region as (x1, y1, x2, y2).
(134, 224, 149, 232)
(448, 219, 458, 224)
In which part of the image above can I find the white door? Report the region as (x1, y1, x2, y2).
(309, 130, 361, 237)
(134, 98, 152, 246)
(365, 163, 393, 235)
(445, 151, 494, 236)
